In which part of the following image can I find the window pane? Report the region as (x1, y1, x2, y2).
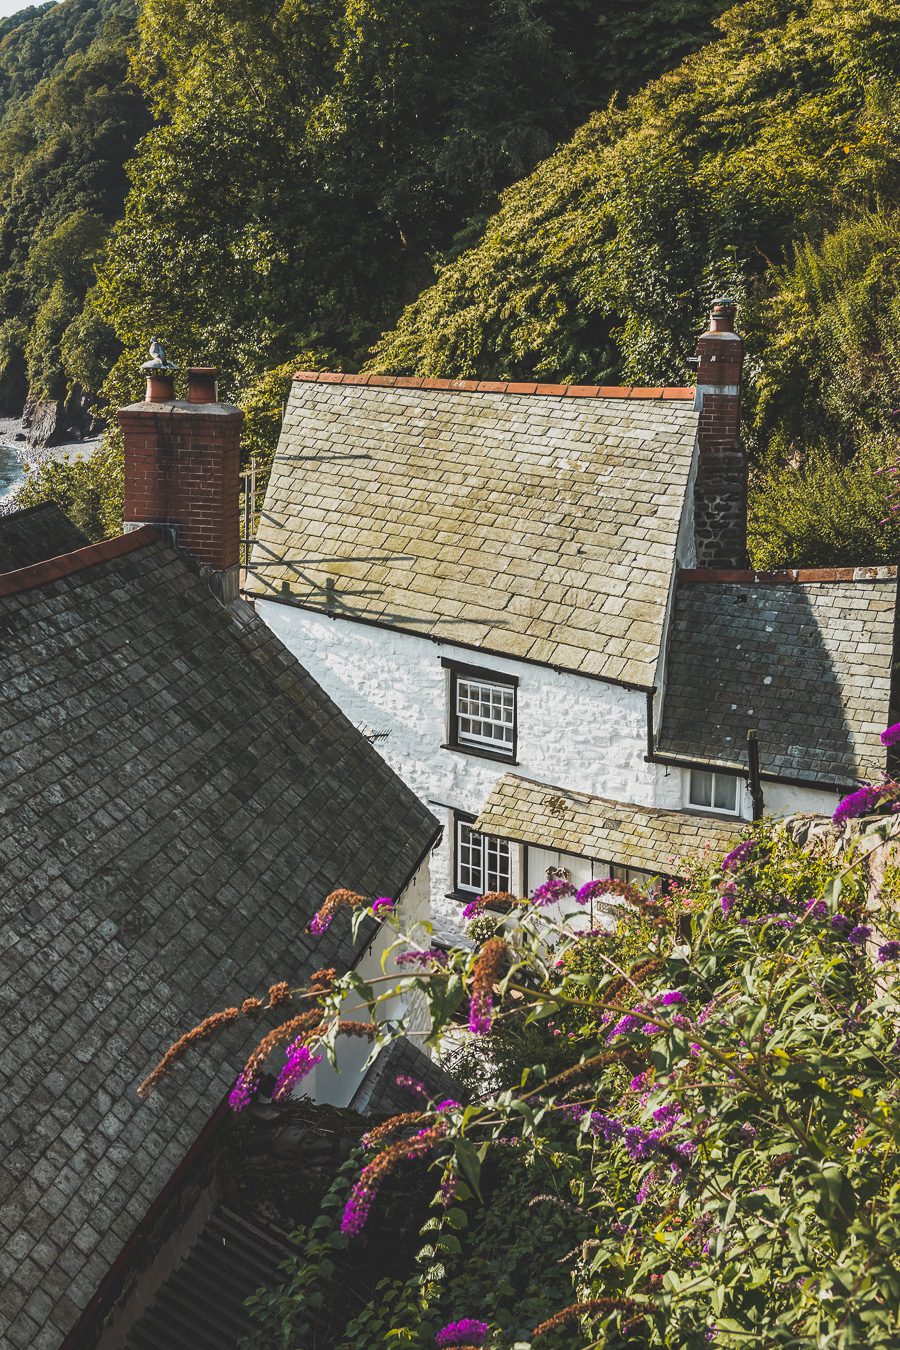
(484, 835, 511, 893)
(689, 770, 712, 807)
(713, 775, 738, 811)
(457, 821, 483, 893)
(455, 677, 514, 751)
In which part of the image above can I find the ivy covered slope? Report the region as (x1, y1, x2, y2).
(371, 0, 900, 567)
(0, 0, 147, 425)
(94, 0, 726, 411)
(140, 784, 900, 1348)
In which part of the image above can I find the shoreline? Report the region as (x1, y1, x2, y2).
(0, 416, 100, 505)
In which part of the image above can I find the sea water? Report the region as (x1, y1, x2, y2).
(0, 444, 23, 502)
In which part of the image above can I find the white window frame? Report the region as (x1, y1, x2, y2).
(444, 660, 517, 761)
(454, 816, 512, 895)
(686, 767, 741, 816)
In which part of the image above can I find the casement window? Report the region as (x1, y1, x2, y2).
(443, 659, 517, 762)
(454, 815, 512, 896)
(609, 863, 658, 888)
(688, 768, 739, 815)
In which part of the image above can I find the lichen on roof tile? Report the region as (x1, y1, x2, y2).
(246, 381, 700, 687)
(475, 774, 740, 876)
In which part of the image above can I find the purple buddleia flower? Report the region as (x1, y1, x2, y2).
(831, 913, 854, 937)
(436, 1319, 490, 1348)
(607, 1011, 641, 1041)
(878, 940, 900, 963)
(308, 910, 333, 935)
(652, 1102, 682, 1128)
(590, 1113, 624, 1141)
(396, 948, 449, 968)
(721, 840, 755, 873)
(659, 990, 686, 1006)
(228, 1072, 255, 1113)
(636, 1167, 659, 1204)
(371, 896, 395, 915)
(468, 991, 493, 1036)
(436, 1098, 461, 1113)
(531, 877, 578, 907)
(833, 785, 888, 825)
(576, 879, 609, 904)
(881, 723, 900, 748)
(272, 1042, 322, 1101)
(805, 900, 828, 920)
(720, 882, 737, 915)
(848, 925, 872, 947)
(341, 1179, 374, 1236)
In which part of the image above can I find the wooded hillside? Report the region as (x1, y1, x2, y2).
(8, 0, 900, 565)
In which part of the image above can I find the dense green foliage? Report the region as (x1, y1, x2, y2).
(230, 808, 900, 1347)
(11, 0, 900, 565)
(0, 0, 147, 411)
(370, 0, 900, 390)
(95, 0, 725, 412)
(369, 0, 900, 564)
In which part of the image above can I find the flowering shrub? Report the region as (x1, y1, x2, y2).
(148, 796, 900, 1346)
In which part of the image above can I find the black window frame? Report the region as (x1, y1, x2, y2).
(451, 810, 513, 899)
(442, 658, 518, 764)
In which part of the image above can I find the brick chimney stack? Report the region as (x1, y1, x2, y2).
(118, 364, 243, 603)
(692, 298, 746, 568)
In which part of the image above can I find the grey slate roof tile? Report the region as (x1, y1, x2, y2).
(0, 535, 438, 1348)
(475, 773, 741, 876)
(0, 504, 88, 572)
(246, 381, 700, 688)
(658, 578, 896, 785)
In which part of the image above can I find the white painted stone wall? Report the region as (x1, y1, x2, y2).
(306, 855, 433, 1108)
(256, 600, 666, 929)
(256, 601, 844, 940)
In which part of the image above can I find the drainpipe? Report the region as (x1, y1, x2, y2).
(747, 729, 764, 820)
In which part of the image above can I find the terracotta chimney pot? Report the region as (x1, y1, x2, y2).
(187, 367, 219, 404)
(145, 370, 175, 403)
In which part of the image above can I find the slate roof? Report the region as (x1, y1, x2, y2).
(0, 529, 438, 1350)
(475, 773, 741, 876)
(246, 374, 700, 688)
(657, 572, 898, 786)
(0, 502, 88, 571)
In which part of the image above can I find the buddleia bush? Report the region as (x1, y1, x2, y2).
(143, 778, 900, 1347)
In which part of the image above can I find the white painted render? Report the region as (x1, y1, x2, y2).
(306, 855, 433, 1107)
(257, 599, 669, 926)
(256, 600, 843, 937)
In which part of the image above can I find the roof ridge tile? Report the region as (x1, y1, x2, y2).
(0, 526, 160, 597)
(292, 371, 694, 400)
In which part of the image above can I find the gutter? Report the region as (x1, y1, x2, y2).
(644, 690, 848, 794)
(244, 589, 656, 695)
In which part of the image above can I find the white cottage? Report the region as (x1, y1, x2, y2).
(246, 303, 897, 933)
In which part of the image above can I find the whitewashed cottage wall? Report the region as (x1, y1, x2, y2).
(257, 601, 666, 928)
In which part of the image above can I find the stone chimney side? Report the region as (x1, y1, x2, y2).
(692, 299, 746, 569)
(118, 365, 243, 604)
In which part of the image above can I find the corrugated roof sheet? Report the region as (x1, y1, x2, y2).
(0, 534, 438, 1349)
(246, 377, 700, 688)
(475, 773, 741, 876)
(657, 576, 897, 785)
